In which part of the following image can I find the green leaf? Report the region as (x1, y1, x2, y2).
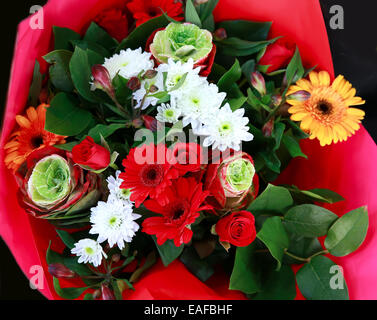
(129, 251, 157, 283)
(69, 47, 103, 102)
(53, 277, 88, 300)
(43, 50, 74, 92)
(251, 265, 296, 300)
(71, 40, 110, 58)
(56, 229, 76, 249)
(296, 256, 349, 300)
(88, 123, 125, 144)
(65, 189, 101, 216)
(84, 22, 118, 51)
(286, 185, 345, 204)
(285, 47, 305, 89)
(248, 184, 294, 216)
(54, 141, 79, 151)
(217, 37, 275, 57)
(217, 59, 241, 93)
(282, 135, 307, 159)
(257, 216, 290, 270)
(272, 122, 286, 151)
(241, 59, 256, 82)
(153, 237, 184, 266)
(229, 243, 261, 294)
(284, 204, 338, 237)
(259, 150, 281, 174)
(198, 0, 219, 22)
(53, 26, 81, 50)
(284, 235, 323, 265)
(45, 93, 93, 136)
(217, 20, 271, 41)
(324, 206, 368, 257)
(179, 246, 214, 282)
(185, 0, 202, 27)
(28, 61, 42, 107)
(117, 15, 169, 51)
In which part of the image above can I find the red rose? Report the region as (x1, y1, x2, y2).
(127, 0, 183, 27)
(94, 7, 129, 42)
(215, 211, 256, 247)
(72, 137, 110, 171)
(258, 37, 296, 73)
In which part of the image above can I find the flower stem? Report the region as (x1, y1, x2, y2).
(284, 249, 329, 263)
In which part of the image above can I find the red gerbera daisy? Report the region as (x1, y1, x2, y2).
(127, 0, 183, 27)
(142, 177, 212, 247)
(120, 143, 179, 207)
(170, 142, 204, 176)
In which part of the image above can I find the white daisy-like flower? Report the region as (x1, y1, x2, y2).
(197, 104, 254, 152)
(133, 71, 164, 109)
(89, 198, 141, 250)
(156, 103, 181, 124)
(107, 170, 132, 203)
(172, 82, 226, 129)
(157, 58, 205, 93)
(71, 239, 107, 267)
(103, 48, 154, 80)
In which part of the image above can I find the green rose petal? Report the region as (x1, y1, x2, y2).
(226, 159, 255, 192)
(150, 23, 213, 64)
(28, 155, 71, 207)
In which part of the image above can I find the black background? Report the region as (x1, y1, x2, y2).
(0, 0, 376, 300)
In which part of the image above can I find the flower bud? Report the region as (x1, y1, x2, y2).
(48, 263, 76, 279)
(127, 77, 141, 91)
(132, 118, 144, 129)
(271, 95, 282, 107)
(262, 118, 275, 137)
(149, 85, 159, 93)
(92, 289, 101, 299)
(287, 90, 311, 102)
(213, 28, 227, 41)
(101, 283, 116, 300)
(142, 115, 158, 132)
(111, 254, 121, 263)
(92, 65, 115, 97)
(251, 71, 266, 96)
(143, 69, 158, 79)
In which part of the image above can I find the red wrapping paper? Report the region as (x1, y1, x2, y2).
(0, 0, 376, 300)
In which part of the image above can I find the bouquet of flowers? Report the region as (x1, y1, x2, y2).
(1, 0, 374, 300)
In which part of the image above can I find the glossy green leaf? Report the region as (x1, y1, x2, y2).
(285, 47, 305, 89)
(185, 0, 202, 27)
(217, 59, 241, 93)
(45, 93, 93, 136)
(53, 26, 81, 50)
(153, 237, 184, 266)
(84, 22, 118, 51)
(217, 20, 271, 41)
(28, 60, 42, 107)
(53, 277, 87, 300)
(217, 38, 275, 57)
(248, 184, 294, 216)
(257, 216, 290, 270)
(88, 123, 126, 144)
(296, 256, 349, 300)
(43, 50, 74, 92)
(325, 206, 368, 257)
(282, 135, 307, 159)
(284, 235, 323, 265)
(180, 246, 214, 282)
(284, 204, 338, 237)
(56, 229, 76, 249)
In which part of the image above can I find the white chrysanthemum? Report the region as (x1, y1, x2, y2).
(133, 71, 164, 109)
(156, 103, 181, 124)
(90, 198, 141, 250)
(197, 104, 254, 151)
(172, 82, 226, 129)
(71, 239, 107, 267)
(157, 58, 205, 93)
(107, 170, 132, 203)
(103, 48, 154, 80)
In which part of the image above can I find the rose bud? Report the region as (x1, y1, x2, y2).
(48, 263, 76, 279)
(205, 151, 259, 213)
(17, 146, 101, 220)
(286, 90, 311, 102)
(72, 136, 111, 171)
(127, 77, 141, 91)
(101, 283, 116, 300)
(213, 28, 227, 41)
(262, 118, 275, 137)
(91, 65, 115, 98)
(258, 37, 296, 73)
(250, 71, 266, 96)
(142, 115, 158, 132)
(215, 211, 256, 247)
(143, 69, 158, 79)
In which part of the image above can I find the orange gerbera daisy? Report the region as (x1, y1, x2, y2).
(4, 104, 67, 172)
(286, 71, 365, 146)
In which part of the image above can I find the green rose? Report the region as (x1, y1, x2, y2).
(150, 22, 213, 64)
(27, 155, 71, 208)
(225, 159, 255, 193)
